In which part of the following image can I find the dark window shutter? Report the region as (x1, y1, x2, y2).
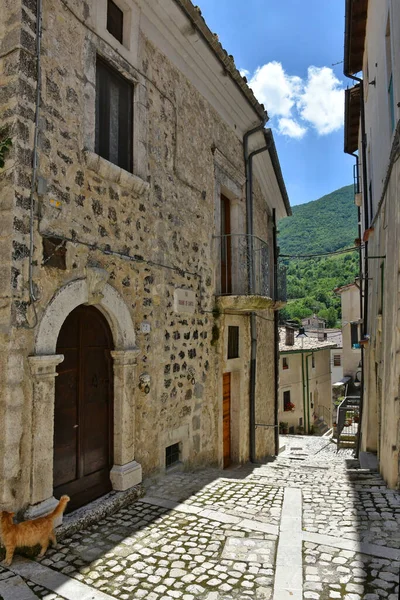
(227, 326, 239, 359)
(95, 57, 133, 172)
(107, 0, 124, 44)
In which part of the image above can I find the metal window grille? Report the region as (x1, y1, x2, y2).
(95, 57, 133, 172)
(165, 443, 180, 468)
(107, 0, 124, 43)
(333, 354, 341, 367)
(227, 326, 239, 359)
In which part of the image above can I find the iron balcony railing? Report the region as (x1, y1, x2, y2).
(275, 263, 287, 303)
(215, 233, 271, 297)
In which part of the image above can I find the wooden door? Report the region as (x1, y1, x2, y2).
(54, 305, 114, 512)
(223, 372, 231, 468)
(220, 194, 232, 294)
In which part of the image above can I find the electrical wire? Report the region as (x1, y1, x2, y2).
(279, 246, 362, 259)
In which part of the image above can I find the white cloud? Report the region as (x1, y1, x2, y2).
(248, 61, 302, 119)
(278, 117, 307, 139)
(245, 62, 344, 138)
(239, 68, 250, 78)
(297, 66, 344, 135)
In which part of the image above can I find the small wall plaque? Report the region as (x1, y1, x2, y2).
(174, 289, 196, 314)
(140, 322, 151, 334)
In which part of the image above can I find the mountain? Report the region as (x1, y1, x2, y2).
(278, 185, 359, 326)
(278, 185, 358, 256)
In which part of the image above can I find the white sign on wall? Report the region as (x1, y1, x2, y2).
(174, 288, 196, 314)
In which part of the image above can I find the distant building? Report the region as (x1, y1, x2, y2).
(334, 283, 362, 385)
(303, 329, 343, 386)
(279, 327, 337, 434)
(302, 315, 326, 330)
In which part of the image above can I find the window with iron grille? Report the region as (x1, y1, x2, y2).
(107, 0, 124, 44)
(95, 57, 133, 172)
(282, 357, 289, 370)
(227, 326, 239, 359)
(165, 443, 180, 468)
(333, 354, 341, 367)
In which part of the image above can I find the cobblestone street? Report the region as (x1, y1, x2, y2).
(1, 436, 399, 600)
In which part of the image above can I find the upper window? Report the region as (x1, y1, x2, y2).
(333, 354, 341, 367)
(350, 323, 359, 348)
(107, 0, 124, 44)
(311, 354, 315, 369)
(227, 326, 239, 359)
(282, 357, 289, 370)
(95, 57, 133, 172)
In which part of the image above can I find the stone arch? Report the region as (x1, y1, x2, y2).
(35, 276, 137, 355)
(28, 273, 142, 519)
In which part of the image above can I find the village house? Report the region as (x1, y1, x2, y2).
(344, 0, 400, 487)
(278, 326, 336, 435)
(301, 314, 326, 330)
(0, 0, 290, 517)
(334, 282, 361, 387)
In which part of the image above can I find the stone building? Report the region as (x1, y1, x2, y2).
(344, 0, 400, 487)
(0, 0, 290, 516)
(278, 327, 336, 434)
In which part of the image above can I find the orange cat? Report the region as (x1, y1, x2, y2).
(0, 495, 69, 565)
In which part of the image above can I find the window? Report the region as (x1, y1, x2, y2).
(285, 328, 294, 346)
(311, 354, 315, 369)
(227, 326, 239, 359)
(95, 57, 133, 172)
(283, 391, 291, 412)
(107, 0, 123, 44)
(42, 236, 66, 270)
(282, 357, 289, 370)
(318, 322, 324, 329)
(166, 443, 180, 468)
(333, 354, 341, 367)
(220, 195, 232, 294)
(351, 323, 359, 348)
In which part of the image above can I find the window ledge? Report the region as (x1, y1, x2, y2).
(84, 151, 149, 196)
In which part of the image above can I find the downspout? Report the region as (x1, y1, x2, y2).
(301, 353, 307, 433)
(272, 209, 279, 455)
(344, 75, 369, 456)
(25, 0, 43, 329)
(243, 116, 268, 463)
(305, 353, 313, 433)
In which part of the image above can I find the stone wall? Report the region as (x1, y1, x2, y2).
(0, 0, 279, 511)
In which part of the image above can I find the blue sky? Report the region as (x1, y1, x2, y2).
(196, 0, 355, 206)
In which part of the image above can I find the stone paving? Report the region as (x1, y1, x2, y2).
(0, 435, 399, 599)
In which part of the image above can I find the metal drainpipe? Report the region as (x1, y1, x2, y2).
(243, 117, 268, 463)
(25, 0, 43, 328)
(344, 76, 369, 456)
(305, 353, 313, 433)
(272, 209, 279, 456)
(301, 354, 307, 433)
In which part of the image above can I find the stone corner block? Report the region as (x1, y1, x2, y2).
(110, 460, 142, 491)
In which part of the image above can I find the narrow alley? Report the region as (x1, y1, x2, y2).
(1, 437, 399, 600)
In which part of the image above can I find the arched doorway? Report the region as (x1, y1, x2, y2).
(53, 305, 114, 512)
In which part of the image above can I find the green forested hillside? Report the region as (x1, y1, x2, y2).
(278, 185, 359, 325)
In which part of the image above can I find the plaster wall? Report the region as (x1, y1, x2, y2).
(340, 286, 361, 379)
(356, 0, 400, 488)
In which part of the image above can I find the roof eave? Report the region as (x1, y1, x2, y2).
(172, 0, 267, 121)
(264, 129, 292, 216)
(344, 0, 368, 77)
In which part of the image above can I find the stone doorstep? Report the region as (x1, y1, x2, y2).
(56, 484, 145, 541)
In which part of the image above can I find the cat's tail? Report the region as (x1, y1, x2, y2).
(50, 495, 70, 519)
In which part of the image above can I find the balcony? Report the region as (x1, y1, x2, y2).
(214, 234, 286, 311)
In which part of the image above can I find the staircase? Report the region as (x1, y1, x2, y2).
(313, 415, 330, 436)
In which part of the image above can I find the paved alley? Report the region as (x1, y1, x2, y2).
(1, 436, 400, 600)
